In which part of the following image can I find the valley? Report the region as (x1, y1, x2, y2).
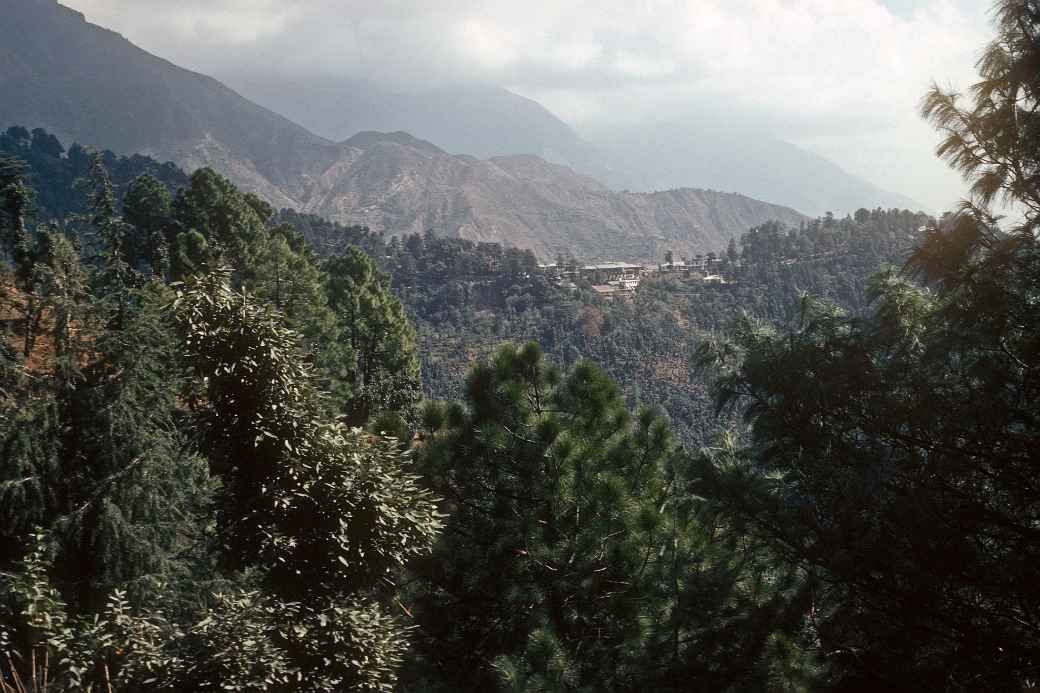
(0, 1, 1034, 691)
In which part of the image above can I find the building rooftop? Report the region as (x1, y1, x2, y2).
(581, 262, 646, 271)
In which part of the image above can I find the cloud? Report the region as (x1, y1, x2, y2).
(73, 0, 306, 45)
(63, 0, 992, 210)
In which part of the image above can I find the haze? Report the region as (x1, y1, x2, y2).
(62, 0, 991, 214)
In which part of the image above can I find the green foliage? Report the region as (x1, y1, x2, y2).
(1, 148, 439, 690)
(405, 344, 818, 691)
(6, 13, 1031, 684)
(122, 173, 173, 277)
(170, 168, 268, 279)
(0, 156, 33, 276)
(1, 532, 179, 691)
(0, 126, 187, 226)
(922, 0, 1040, 214)
(695, 3, 1040, 688)
(398, 209, 927, 450)
(269, 209, 386, 260)
(173, 270, 441, 689)
(323, 247, 421, 424)
(1, 245, 211, 616)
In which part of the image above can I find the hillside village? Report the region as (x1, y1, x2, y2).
(539, 254, 728, 298)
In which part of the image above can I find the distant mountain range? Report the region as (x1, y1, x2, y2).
(592, 122, 922, 217)
(303, 133, 806, 260)
(230, 79, 920, 217)
(1, 0, 810, 259)
(229, 78, 603, 173)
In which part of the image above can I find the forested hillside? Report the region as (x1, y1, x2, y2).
(693, 1, 1040, 686)
(0, 126, 187, 223)
(0, 136, 825, 691)
(383, 208, 929, 447)
(0, 124, 902, 450)
(1, 2, 1038, 690)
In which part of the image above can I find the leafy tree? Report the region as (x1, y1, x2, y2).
(1, 136, 444, 690)
(696, 2, 1040, 688)
(174, 270, 441, 690)
(0, 532, 180, 691)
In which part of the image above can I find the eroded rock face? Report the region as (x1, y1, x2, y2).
(1, 1, 807, 260)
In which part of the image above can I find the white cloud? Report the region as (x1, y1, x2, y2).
(63, 0, 992, 210)
(73, 0, 306, 45)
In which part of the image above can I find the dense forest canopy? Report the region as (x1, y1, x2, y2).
(0, 0, 1038, 690)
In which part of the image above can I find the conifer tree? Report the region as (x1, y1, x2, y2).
(0, 156, 33, 276)
(2, 145, 443, 691)
(169, 168, 267, 279)
(1, 186, 210, 616)
(407, 343, 815, 691)
(696, 2, 1040, 687)
(123, 173, 174, 277)
(322, 247, 420, 425)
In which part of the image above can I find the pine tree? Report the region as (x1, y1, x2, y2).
(169, 168, 267, 280)
(322, 247, 420, 425)
(242, 223, 335, 346)
(406, 344, 814, 691)
(696, 2, 1040, 687)
(122, 173, 174, 277)
(2, 146, 443, 691)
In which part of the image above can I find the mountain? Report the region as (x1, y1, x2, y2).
(0, 0, 339, 208)
(590, 121, 922, 216)
(296, 133, 807, 260)
(0, 0, 807, 260)
(229, 78, 603, 172)
(228, 77, 918, 217)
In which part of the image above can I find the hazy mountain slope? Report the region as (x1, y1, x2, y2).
(1, 1, 807, 260)
(229, 77, 919, 217)
(595, 122, 922, 216)
(0, 0, 340, 207)
(229, 78, 602, 171)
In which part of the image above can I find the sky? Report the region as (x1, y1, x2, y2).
(62, 0, 994, 212)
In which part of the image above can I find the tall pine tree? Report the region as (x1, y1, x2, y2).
(696, 1, 1040, 687)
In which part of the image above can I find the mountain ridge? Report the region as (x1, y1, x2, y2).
(231, 77, 921, 216)
(1, 0, 809, 260)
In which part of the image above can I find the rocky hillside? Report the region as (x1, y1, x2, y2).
(300, 135, 806, 259)
(1, 0, 807, 259)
